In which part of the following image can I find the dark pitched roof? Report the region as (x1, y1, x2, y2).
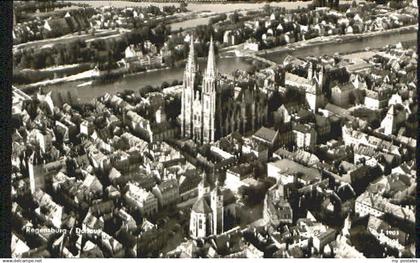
(90, 200, 115, 217)
(253, 127, 278, 144)
(179, 171, 201, 194)
(115, 227, 137, 248)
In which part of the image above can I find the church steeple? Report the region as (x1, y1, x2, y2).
(201, 36, 218, 143)
(181, 34, 197, 139)
(307, 61, 313, 80)
(186, 35, 196, 73)
(205, 36, 217, 78)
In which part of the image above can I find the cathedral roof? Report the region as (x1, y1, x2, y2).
(192, 197, 212, 214)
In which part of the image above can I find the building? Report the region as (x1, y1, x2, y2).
(277, 123, 294, 147)
(33, 190, 64, 228)
(315, 115, 331, 139)
(364, 89, 390, 110)
(244, 39, 259, 51)
(80, 120, 92, 136)
(380, 105, 406, 136)
(367, 216, 409, 251)
(331, 83, 354, 107)
(189, 177, 224, 238)
(152, 179, 179, 207)
(252, 126, 279, 149)
(354, 144, 382, 168)
(147, 141, 185, 169)
(223, 30, 237, 46)
(28, 150, 45, 194)
(285, 62, 326, 112)
(313, 228, 336, 252)
(350, 73, 367, 90)
(274, 148, 320, 168)
(11, 234, 30, 257)
(224, 163, 254, 193)
(263, 184, 293, 227)
(180, 36, 267, 144)
(293, 123, 317, 151)
(124, 183, 158, 217)
(125, 44, 143, 59)
(355, 191, 385, 218)
(241, 139, 269, 162)
(267, 158, 321, 185)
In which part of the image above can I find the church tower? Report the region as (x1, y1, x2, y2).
(380, 105, 397, 136)
(306, 83, 320, 113)
(307, 62, 313, 80)
(306, 63, 324, 113)
(28, 150, 45, 194)
(201, 36, 217, 144)
(210, 180, 224, 235)
(181, 36, 197, 138)
(318, 65, 325, 90)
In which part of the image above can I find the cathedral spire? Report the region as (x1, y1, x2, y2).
(186, 35, 196, 73)
(206, 35, 217, 78)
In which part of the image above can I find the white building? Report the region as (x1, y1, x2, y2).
(190, 178, 224, 238)
(293, 123, 317, 151)
(331, 83, 354, 107)
(267, 159, 321, 185)
(125, 183, 158, 217)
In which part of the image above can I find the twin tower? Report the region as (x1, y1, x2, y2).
(180, 36, 218, 144)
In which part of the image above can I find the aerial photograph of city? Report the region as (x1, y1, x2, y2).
(10, 0, 417, 258)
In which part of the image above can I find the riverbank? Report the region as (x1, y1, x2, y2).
(256, 24, 418, 58)
(19, 69, 101, 90)
(68, 0, 356, 13)
(13, 28, 124, 53)
(293, 24, 417, 48)
(13, 63, 94, 85)
(17, 63, 175, 91)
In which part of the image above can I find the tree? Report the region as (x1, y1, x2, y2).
(247, 65, 257, 75)
(229, 12, 239, 24)
(263, 4, 272, 15)
(45, 55, 54, 67)
(180, 2, 188, 12)
(19, 53, 33, 69)
(161, 81, 169, 89)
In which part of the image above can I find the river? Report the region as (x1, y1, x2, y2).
(43, 56, 256, 104)
(171, 16, 216, 31)
(42, 29, 416, 105)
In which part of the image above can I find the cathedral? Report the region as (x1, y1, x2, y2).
(180, 36, 268, 144)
